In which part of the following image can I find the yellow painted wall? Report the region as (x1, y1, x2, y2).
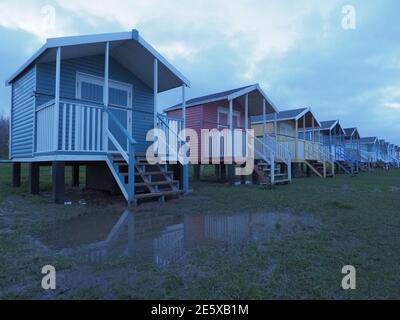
(251, 122, 274, 137)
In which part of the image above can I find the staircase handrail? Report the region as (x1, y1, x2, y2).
(264, 133, 293, 165)
(104, 106, 136, 204)
(156, 113, 187, 164)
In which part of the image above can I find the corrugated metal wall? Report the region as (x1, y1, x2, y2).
(11, 67, 36, 159)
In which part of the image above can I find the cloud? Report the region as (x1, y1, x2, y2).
(53, 0, 341, 80)
(156, 42, 198, 62)
(381, 86, 400, 110)
(0, 0, 342, 80)
(384, 102, 400, 110)
(0, 1, 70, 41)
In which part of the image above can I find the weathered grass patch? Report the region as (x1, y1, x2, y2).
(1, 164, 400, 299)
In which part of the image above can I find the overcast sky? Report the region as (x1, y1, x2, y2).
(0, 0, 399, 143)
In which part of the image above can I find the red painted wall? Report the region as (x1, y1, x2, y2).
(166, 99, 249, 162)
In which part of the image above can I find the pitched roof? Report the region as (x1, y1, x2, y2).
(360, 137, 377, 144)
(166, 85, 254, 111)
(344, 128, 355, 135)
(344, 127, 357, 137)
(164, 84, 279, 115)
(251, 107, 308, 123)
(320, 120, 337, 130)
(6, 29, 190, 91)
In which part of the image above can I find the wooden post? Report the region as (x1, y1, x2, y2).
(318, 127, 321, 144)
(270, 154, 275, 185)
(52, 161, 65, 204)
(53, 47, 61, 151)
(228, 99, 235, 185)
(154, 58, 158, 128)
(12, 162, 21, 188)
(182, 84, 189, 194)
(128, 142, 136, 206)
(29, 163, 40, 194)
(72, 164, 80, 187)
(245, 94, 249, 130)
(311, 117, 315, 157)
(103, 42, 110, 151)
(220, 164, 227, 182)
(303, 116, 306, 158)
(244, 94, 249, 162)
(295, 120, 298, 160)
(263, 99, 267, 136)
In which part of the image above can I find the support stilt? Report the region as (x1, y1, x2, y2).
(72, 164, 80, 187)
(29, 163, 40, 195)
(12, 162, 21, 188)
(52, 161, 65, 204)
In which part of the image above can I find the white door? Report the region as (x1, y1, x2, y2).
(76, 73, 133, 151)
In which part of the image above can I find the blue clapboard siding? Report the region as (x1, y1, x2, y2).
(11, 66, 36, 159)
(36, 55, 154, 153)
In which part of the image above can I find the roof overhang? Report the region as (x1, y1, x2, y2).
(344, 128, 360, 139)
(360, 137, 378, 145)
(6, 30, 190, 92)
(251, 108, 321, 128)
(323, 120, 339, 131)
(319, 120, 341, 131)
(227, 84, 278, 114)
(166, 84, 277, 116)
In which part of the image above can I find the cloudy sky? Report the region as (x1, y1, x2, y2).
(0, 0, 399, 143)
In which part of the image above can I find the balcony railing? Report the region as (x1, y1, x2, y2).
(35, 98, 133, 154)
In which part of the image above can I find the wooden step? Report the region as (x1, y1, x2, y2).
(257, 163, 270, 167)
(138, 171, 173, 176)
(120, 171, 173, 176)
(135, 180, 179, 187)
(263, 169, 280, 174)
(135, 190, 184, 200)
(115, 161, 162, 166)
(274, 178, 291, 185)
(272, 173, 286, 177)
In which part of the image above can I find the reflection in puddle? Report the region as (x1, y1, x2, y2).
(39, 210, 314, 267)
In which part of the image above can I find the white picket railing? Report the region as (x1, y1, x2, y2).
(273, 135, 322, 161)
(36, 100, 110, 153)
(156, 113, 186, 163)
(63, 102, 104, 152)
(263, 134, 292, 165)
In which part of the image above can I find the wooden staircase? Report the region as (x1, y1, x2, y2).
(336, 160, 357, 176)
(108, 154, 184, 203)
(254, 160, 291, 187)
(305, 160, 334, 178)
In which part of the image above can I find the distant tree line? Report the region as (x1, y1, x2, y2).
(0, 116, 10, 159)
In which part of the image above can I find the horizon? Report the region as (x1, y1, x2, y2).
(0, 0, 399, 144)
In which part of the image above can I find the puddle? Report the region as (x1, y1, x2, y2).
(37, 210, 320, 267)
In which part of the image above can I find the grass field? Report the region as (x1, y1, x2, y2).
(1, 163, 400, 299)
